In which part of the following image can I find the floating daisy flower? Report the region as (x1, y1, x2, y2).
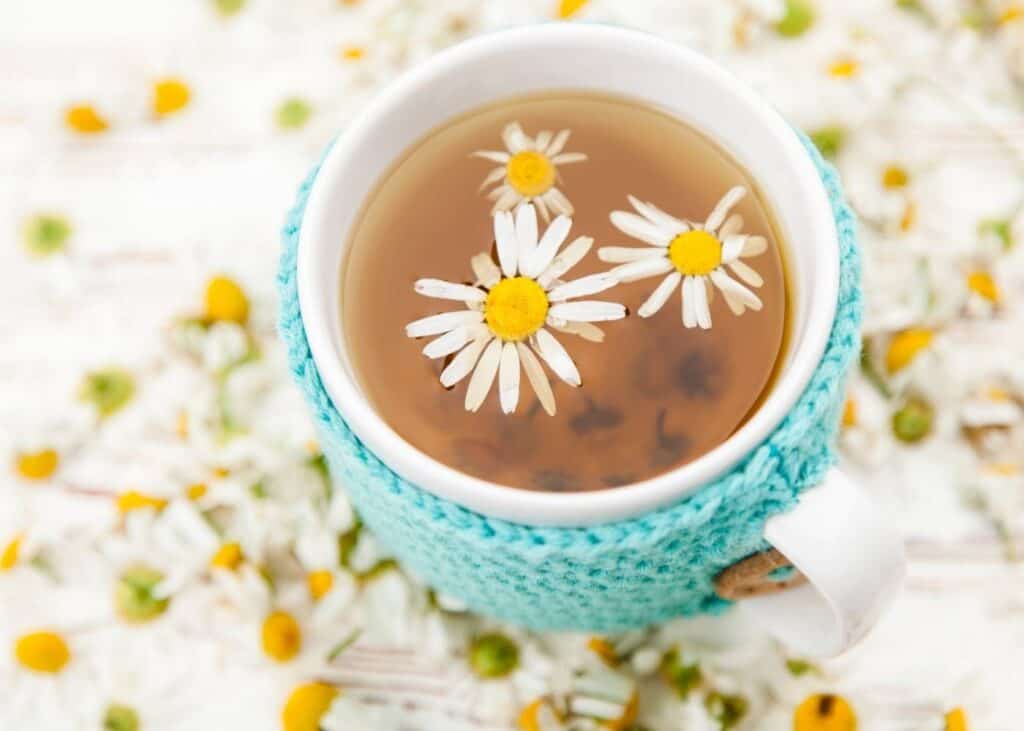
(473, 122, 587, 220)
(599, 187, 766, 330)
(405, 204, 624, 416)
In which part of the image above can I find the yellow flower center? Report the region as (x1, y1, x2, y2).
(967, 271, 999, 302)
(885, 328, 934, 373)
(204, 275, 249, 324)
(186, 482, 207, 500)
(506, 151, 556, 198)
(262, 610, 302, 662)
(282, 682, 339, 731)
(606, 691, 639, 731)
(668, 230, 722, 276)
(519, 699, 545, 731)
(1, 535, 23, 571)
(881, 165, 909, 189)
(116, 491, 168, 514)
(828, 58, 860, 78)
(14, 631, 71, 674)
(65, 104, 109, 134)
(793, 693, 857, 731)
(587, 637, 619, 667)
(984, 462, 1019, 476)
(15, 448, 59, 480)
(307, 570, 334, 601)
(842, 397, 858, 427)
(176, 410, 189, 438)
(153, 78, 191, 117)
(485, 277, 549, 342)
(944, 707, 969, 731)
(558, 0, 590, 19)
(999, 5, 1023, 24)
(210, 542, 244, 570)
(900, 201, 917, 232)
(341, 45, 365, 61)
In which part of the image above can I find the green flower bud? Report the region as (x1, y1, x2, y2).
(705, 692, 749, 730)
(469, 633, 519, 679)
(660, 648, 702, 698)
(276, 98, 313, 131)
(808, 126, 846, 161)
(115, 564, 170, 623)
(103, 703, 140, 731)
(22, 214, 71, 256)
(79, 368, 136, 418)
(776, 0, 816, 37)
(213, 0, 246, 16)
(892, 397, 933, 443)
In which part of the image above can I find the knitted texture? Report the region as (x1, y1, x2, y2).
(278, 133, 861, 632)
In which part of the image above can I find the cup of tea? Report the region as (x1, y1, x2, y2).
(280, 23, 905, 657)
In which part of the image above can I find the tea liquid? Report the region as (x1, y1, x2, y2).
(342, 92, 787, 492)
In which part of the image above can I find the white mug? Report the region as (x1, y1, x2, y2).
(295, 23, 905, 657)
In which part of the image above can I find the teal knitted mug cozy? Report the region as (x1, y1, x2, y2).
(278, 133, 861, 632)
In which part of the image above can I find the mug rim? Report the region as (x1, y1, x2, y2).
(297, 24, 840, 527)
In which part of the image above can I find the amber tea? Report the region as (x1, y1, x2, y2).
(341, 92, 788, 492)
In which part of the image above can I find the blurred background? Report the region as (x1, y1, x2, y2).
(2, 0, 1023, 729)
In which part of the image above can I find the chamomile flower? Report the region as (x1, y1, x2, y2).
(405, 204, 625, 416)
(599, 187, 766, 329)
(474, 122, 587, 220)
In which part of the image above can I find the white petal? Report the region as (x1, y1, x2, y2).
(638, 272, 682, 318)
(533, 328, 581, 387)
(472, 150, 510, 164)
(544, 187, 574, 217)
(549, 300, 626, 322)
(498, 342, 520, 414)
(610, 255, 674, 283)
(440, 337, 489, 387)
(502, 122, 530, 153)
(597, 246, 665, 264)
(533, 194, 551, 223)
(478, 166, 507, 190)
(710, 269, 763, 311)
(549, 320, 605, 342)
(537, 236, 591, 287)
(705, 185, 747, 233)
(722, 234, 768, 261)
(422, 324, 486, 359)
(493, 210, 519, 277)
(721, 235, 746, 263)
(552, 152, 587, 165)
(681, 277, 697, 328)
(546, 129, 571, 156)
(728, 259, 764, 288)
(515, 203, 539, 273)
(406, 309, 483, 338)
(720, 288, 745, 316)
(742, 235, 768, 257)
(534, 130, 552, 152)
(523, 215, 572, 277)
(414, 278, 486, 302)
(471, 253, 502, 288)
(517, 343, 556, 415)
(609, 210, 671, 247)
(491, 186, 522, 213)
(627, 195, 688, 233)
(718, 213, 744, 238)
(464, 338, 503, 412)
(693, 277, 712, 329)
(547, 273, 618, 302)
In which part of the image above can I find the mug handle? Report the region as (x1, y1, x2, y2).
(740, 467, 906, 657)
